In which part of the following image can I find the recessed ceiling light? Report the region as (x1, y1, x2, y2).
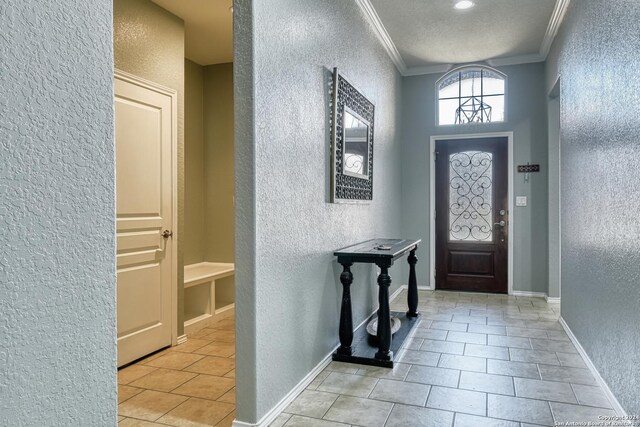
(229, 5, 234, 13)
(454, 0, 475, 10)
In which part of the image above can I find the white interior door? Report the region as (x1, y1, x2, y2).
(115, 71, 177, 367)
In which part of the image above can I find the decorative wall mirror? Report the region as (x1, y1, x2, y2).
(331, 68, 375, 202)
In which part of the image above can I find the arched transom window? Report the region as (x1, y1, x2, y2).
(437, 66, 506, 125)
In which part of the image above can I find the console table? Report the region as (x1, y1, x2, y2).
(333, 238, 421, 368)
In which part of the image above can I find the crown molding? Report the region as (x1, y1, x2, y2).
(487, 53, 545, 67)
(355, 0, 407, 75)
(540, 0, 571, 59)
(358, 0, 570, 78)
(403, 63, 454, 76)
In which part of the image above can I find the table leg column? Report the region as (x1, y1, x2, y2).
(375, 266, 392, 361)
(337, 263, 353, 355)
(407, 248, 419, 318)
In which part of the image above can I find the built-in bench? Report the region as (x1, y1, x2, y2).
(183, 262, 235, 334)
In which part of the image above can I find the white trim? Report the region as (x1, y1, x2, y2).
(544, 295, 561, 303)
(512, 291, 547, 298)
(232, 285, 409, 426)
(559, 317, 627, 416)
(355, 0, 407, 75)
(114, 69, 179, 348)
(176, 334, 188, 345)
(429, 132, 514, 294)
(356, 0, 570, 77)
(540, 0, 571, 59)
(486, 53, 545, 68)
(404, 63, 455, 76)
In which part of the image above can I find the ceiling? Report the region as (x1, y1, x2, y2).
(364, 0, 568, 75)
(152, 0, 233, 66)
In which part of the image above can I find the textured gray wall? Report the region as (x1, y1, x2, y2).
(0, 0, 117, 425)
(546, 0, 640, 414)
(401, 63, 549, 293)
(235, 0, 403, 422)
(547, 94, 560, 299)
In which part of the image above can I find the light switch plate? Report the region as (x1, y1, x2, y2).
(516, 196, 528, 207)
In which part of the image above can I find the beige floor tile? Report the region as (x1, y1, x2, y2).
(487, 335, 532, 349)
(118, 389, 188, 421)
(430, 321, 468, 332)
(172, 374, 235, 400)
(285, 390, 339, 418)
(419, 338, 465, 355)
(454, 413, 519, 427)
(172, 338, 212, 354)
(316, 372, 378, 398)
(284, 415, 348, 427)
(446, 331, 487, 345)
(397, 349, 440, 366)
(216, 410, 236, 427)
(223, 369, 235, 378)
(426, 386, 486, 416)
(487, 359, 540, 379)
(571, 384, 612, 408)
(193, 343, 236, 357)
(385, 404, 454, 427)
(118, 384, 144, 404)
(205, 329, 236, 343)
(269, 413, 293, 427)
(509, 348, 560, 365)
(157, 397, 234, 427)
(438, 353, 486, 373)
(145, 352, 204, 371)
(118, 418, 170, 426)
(129, 368, 197, 392)
(355, 362, 411, 380)
(323, 395, 392, 427)
(550, 402, 616, 424)
(464, 343, 509, 360)
(324, 361, 360, 374)
(538, 365, 597, 386)
(306, 371, 330, 390)
(217, 388, 236, 404)
(487, 394, 553, 426)
(405, 365, 460, 387)
(183, 356, 235, 376)
(514, 377, 578, 404)
(118, 365, 158, 385)
(369, 378, 430, 406)
(459, 371, 515, 395)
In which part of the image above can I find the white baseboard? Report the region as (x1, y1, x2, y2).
(233, 288, 406, 426)
(399, 284, 434, 291)
(511, 291, 547, 298)
(558, 317, 626, 416)
(176, 334, 188, 345)
(544, 295, 561, 303)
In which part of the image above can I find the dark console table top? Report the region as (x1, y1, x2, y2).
(334, 238, 421, 264)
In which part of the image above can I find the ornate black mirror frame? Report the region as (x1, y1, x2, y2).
(330, 68, 375, 203)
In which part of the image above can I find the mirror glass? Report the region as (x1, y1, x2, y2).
(343, 108, 370, 178)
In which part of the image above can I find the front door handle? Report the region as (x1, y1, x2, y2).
(494, 221, 506, 227)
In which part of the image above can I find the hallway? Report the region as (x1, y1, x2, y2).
(117, 317, 236, 426)
(269, 290, 615, 427)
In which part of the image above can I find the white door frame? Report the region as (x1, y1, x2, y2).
(114, 69, 179, 347)
(429, 131, 514, 295)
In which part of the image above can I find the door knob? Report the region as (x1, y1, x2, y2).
(162, 230, 173, 239)
(494, 221, 506, 227)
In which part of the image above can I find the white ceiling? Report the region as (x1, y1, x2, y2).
(363, 0, 568, 75)
(152, 0, 233, 66)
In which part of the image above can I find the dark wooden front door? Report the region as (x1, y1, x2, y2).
(435, 137, 508, 293)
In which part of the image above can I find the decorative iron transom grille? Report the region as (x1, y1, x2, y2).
(449, 151, 493, 241)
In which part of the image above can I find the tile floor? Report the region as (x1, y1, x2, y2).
(269, 290, 616, 427)
(117, 316, 236, 426)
